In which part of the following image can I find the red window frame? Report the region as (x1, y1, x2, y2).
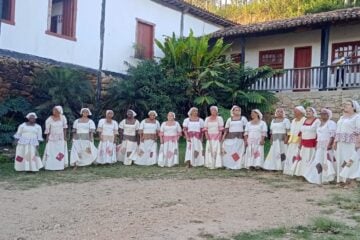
(332, 40, 360, 64)
(135, 19, 155, 60)
(45, 0, 77, 41)
(259, 49, 285, 69)
(231, 53, 242, 64)
(1, 0, 15, 25)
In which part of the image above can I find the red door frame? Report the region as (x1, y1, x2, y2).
(293, 46, 312, 91)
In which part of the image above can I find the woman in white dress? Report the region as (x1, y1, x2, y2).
(183, 107, 205, 168)
(132, 110, 160, 166)
(335, 100, 360, 184)
(70, 108, 98, 168)
(14, 112, 43, 172)
(264, 108, 290, 171)
(158, 112, 182, 167)
(204, 106, 224, 169)
(43, 106, 68, 170)
(292, 107, 321, 177)
(304, 108, 336, 184)
(96, 110, 118, 164)
(244, 109, 268, 169)
(117, 110, 139, 165)
(222, 105, 248, 170)
(283, 106, 306, 175)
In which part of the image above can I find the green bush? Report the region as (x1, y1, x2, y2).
(32, 67, 95, 124)
(0, 97, 33, 146)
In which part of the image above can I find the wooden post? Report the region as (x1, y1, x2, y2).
(320, 25, 330, 90)
(240, 37, 246, 65)
(96, 0, 106, 117)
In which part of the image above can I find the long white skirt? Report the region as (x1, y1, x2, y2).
(264, 140, 287, 171)
(283, 143, 299, 175)
(132, 140, 157, 166)
(291, 147, 316, 177)
(96, 140, 117, 164)
(244, 143, 264, 168)
(222, 138, 245, 170)
(338, 143, 360, 182)
(158, 141, 179, 167)
(205, 140, 222, 169)
(304, 148, 336, 184)
(70, 140, 97, 167)
(117, 140, 138, 165)
(15, 144, 43, 172)
(43, 140, 68, 170)
(184, 138, 204, 167)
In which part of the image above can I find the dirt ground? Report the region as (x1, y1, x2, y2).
(0, 175, 345, 240)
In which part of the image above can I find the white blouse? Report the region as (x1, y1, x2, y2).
(225, 116, 248, 133)
(119, 119, 139, 136)
(335, 114, 360, 144)
(182, 118, 204, 132)
(139, 120, 160, 134)
(73, 119, 96, 134)
(317, 120, 337, 148)
(45, 115, 67, 141)
(160, 121, 182, 137)
(14, 123, 43, 146)
(245, 121, 268, 143)
(204, 116, 224, 134)
(98, 119, 119, 136)
(270, 118, 291, 134)
(300, 119, 321, 140)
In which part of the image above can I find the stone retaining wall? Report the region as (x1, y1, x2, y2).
(0, 56, 117, 101)
(275, 90, 360, 120)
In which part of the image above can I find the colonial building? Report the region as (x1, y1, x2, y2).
(0, 0, 235, 75)
(212, 7, 360, 92)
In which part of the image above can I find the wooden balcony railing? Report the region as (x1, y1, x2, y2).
(251, 63, 360, 91)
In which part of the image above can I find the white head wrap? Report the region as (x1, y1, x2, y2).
(351, 100, 360, 113)
(54, 105, 63, 115)
(168, 112, 176, 119)
(26, 112, 37, 119)
(80, 108, 92, 116)
(210, 106, 218, 113)
(106, 110, 114, 116)
(252, 109, 263, 120)
(275, 108, 285, 118)
(230, 105, 241, 117)
(148, 110, 158, 117)
(187, 107, 198, 117)
(308, 107, 318, 118)
(320, 108, 332, 119)
(294, 106, 306, 115)
(127, 109, 137, 117)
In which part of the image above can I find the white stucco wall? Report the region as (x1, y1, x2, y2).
(227, 23, 360, 69)
(0, 0, 102, 70)
(0, 0, 222, 73)
(102, 0, 222, 74)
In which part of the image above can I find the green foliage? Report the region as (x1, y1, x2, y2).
(103, 61, 188, 121)
(0, 97, 33, 146)
(185, 0, 360, 24)
(32, 67, 95, 123)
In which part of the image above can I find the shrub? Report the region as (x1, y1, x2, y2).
(32, 67, 95, 123)
(0, 97, 33, 146)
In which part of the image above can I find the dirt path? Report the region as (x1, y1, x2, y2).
(0, 177, 340, 240)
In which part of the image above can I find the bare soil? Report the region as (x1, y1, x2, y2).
(0, 176, 343, 240)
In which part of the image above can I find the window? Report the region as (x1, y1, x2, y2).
(231, 53, 242, 64)
(332, 41, 360, 64)
(46, 0, 77, 40)
(135, 20, 155, 59)
(1, 0, 15, 25)
(259, 49, 285, 69)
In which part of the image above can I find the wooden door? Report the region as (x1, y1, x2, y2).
(294, 46, 312, 91)
(137, 21, 154, 59)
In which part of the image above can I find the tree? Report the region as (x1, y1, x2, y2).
(33, 67, 95, 123)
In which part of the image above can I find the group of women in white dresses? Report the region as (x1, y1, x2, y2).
(13, 100, 360, 186)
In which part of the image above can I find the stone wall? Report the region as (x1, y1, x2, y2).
(275, 90, 360, 120)
(0, 56, 117, 101)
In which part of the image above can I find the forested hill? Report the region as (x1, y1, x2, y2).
(185, 0, 360, 24)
